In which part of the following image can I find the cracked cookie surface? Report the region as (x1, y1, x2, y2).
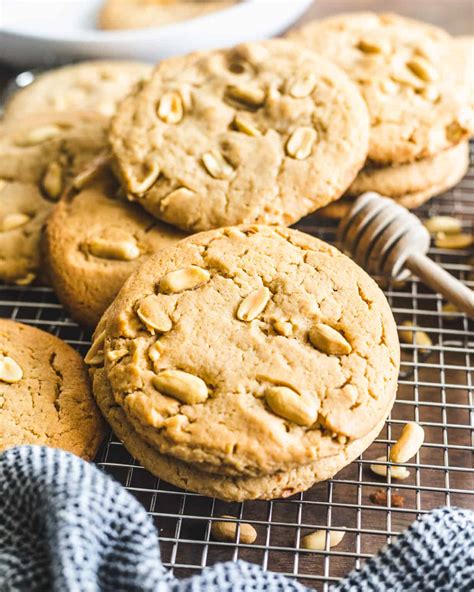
(289, 13, 474, 164)
(109, 39, 370, 231)
(89, 226, 399, 481)
(0, 319, 105, 458)
(44, 170, 186, 327)
(99, 0, 236, 30)
(3, 60, 152, 120)
(0, 111, 108, 284)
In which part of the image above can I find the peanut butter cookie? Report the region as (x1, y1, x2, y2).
(99, 0, 235, 30)
(319, 142, 469, 219)
(289, 13, 474, 164)
(44, 170, 186, 327)
(0, 319, 105, 459)
(109, 40, 370, 231)
(3, 60, 152, 120)
(0, 112, 108, 284)
(92, 364, 388, 501)
(87, 225, 399, 498)
(349, 142, 469, 198)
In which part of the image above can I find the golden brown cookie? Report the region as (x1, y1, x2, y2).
(0, 181, 52, 285)
(87, 225, 399, 498)
(3, 60, 152, 120)
(349, 142, 469, 198)
(92, 364, 388, 501)
(289, 13, 474, 164)
(109, 39, 370, 231)
(318, 142, 469, 219)
(99, 0, 235, 30)
(44, 171, 186, 327)
(0, 319, 105, 459)
(0, 112, 108, 284)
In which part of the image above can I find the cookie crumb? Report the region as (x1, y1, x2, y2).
(370, 489, 404, 507)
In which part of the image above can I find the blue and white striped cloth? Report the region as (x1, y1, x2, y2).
(0, 446, 472, 591)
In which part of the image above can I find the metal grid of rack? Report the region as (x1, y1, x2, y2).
(1, 144, 472, 590)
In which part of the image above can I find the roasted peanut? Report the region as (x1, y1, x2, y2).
(153, 369, 209, 404)
(309, 323, 352, 355)
(211, 516, 257, 544)
(137, 295, 172, 334)
(84, 330, 106, 365)
(1, 213, 30, 232)
(202, 150, 234, 179)
(370, 456, 410, 480)
(286, 127, 317, 160)
(390, 422, 425, 463)
(0, 355, 23, 383)
(301, 529, 345, 550)
(159, 266, 210, 294)
(265, 386, 319, 426)
(237, 287, 270, 321)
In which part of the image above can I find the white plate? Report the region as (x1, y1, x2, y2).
(0, 0, 312, 68)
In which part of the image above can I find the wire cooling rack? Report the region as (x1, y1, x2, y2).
(1, 145, 473, 590)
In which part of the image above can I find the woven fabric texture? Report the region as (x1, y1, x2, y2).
(0, 446, 472, 592)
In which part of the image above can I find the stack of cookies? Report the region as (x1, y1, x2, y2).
(288, 12, 474, 217)
(87, 226, 400, 501)
(0, 12, 471, 500)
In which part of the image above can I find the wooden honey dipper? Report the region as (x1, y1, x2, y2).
(337, 192, 474, 319)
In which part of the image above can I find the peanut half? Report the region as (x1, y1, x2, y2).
(157, 91, 184, 124)
(225, 84, 265, 108)
(357, 38, 387, 54)
(148, 341, 164, 364)
(159, 266, 210, 294)
(137, 295, 172, 334)
(370, 456, 410, 480)
(106, 348, 129, 363)
(211, 516, 257, 544)
(273, 319, 293, 337)
(202, 150, 234, 180)
(390, 422, 425, 463)
(1, 213, 30, 232)
(301, 529, 345, 551)
(406, 57, 438, 83)
(286, 127, 317, 160)
(15, 273, 36, 286)
(153, 369, 209, 405)
(84, 330, 106, 365)
(265, 386, 319, 426)
(87, 236, 140, 261)
(233, 115, 261, 137)
(442, 302, 460, 319)
(309, 323, 352, 355)
(127, 161, 160, 195)
(434, 233, 473, 249)
(41, 161, 63, 200)
(289, 73, 316, 98)
(237, 287, 270, 322)
(0, 355, 23, 383)
(399, 322, 432, 353)
(424, 216, 462, 236)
